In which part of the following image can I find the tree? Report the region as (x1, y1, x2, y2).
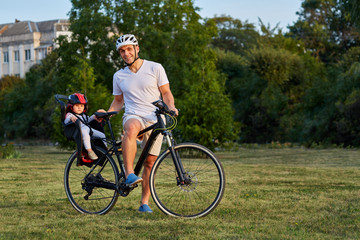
(48, 0, 238, 149)
(210, 16, 259, 55)
(346, 0, 360, 29)
(0, 52, 59, 140)
(68, 0, 116, 89)
(213, 17, 327, 143)
(288, 0, 360, 63)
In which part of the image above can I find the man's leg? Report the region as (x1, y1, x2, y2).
(140, 154, 157, 205)
(138, 123, 163, 211)
(122, 118, 142, 177)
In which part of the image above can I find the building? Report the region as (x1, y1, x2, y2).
(0, 19, 71, 78)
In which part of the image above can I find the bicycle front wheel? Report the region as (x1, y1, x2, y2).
(150, 143, 225, 218)
(64, 146, 119, 214)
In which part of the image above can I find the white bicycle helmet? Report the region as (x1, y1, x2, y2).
(116, 34, 138, 51)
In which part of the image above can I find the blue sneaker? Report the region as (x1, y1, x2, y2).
(138, 204, 153, 213)
(124, 173, 143, 186)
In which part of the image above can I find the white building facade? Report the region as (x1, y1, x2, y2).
(0, 19, 71, 78)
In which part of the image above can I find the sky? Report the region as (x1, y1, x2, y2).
(0, 0, 303, 31)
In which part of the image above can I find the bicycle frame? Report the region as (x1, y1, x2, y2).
(86, 108, 187, 193)
(133, 110, 187, 183)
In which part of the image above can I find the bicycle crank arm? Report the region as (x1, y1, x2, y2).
(117, 183, 138, 197)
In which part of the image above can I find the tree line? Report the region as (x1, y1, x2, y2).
(1, 0, 360, 149)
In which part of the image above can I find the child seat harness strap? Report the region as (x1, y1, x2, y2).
(73, 113, 93, 136)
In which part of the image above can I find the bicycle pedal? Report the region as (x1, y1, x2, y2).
(126, 183, 138, 188)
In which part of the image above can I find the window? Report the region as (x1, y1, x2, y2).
(25, 49, 31, 61)
(14, 50, 19, 62)
(38, 48, 47, 59)
(4, 52, 9, 63)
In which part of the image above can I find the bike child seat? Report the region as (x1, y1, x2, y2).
(54, 94, 106, 167)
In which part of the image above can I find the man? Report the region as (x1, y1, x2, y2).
(104, 34, 178, 213)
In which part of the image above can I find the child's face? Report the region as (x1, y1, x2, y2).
(73, 104, 85, 114)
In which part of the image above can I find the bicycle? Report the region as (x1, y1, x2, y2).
(56, 95, 225, 218)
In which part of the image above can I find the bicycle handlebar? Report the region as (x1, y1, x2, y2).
(152, 100, 176, 117)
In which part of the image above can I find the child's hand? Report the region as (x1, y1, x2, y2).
(71, 116, 77, 123)
(95, 109, 106, 122)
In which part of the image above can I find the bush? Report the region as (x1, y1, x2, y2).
(0, 143, 22, 159)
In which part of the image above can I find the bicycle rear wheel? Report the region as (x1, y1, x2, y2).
(64, 146, 119, 214)
(150, 143, 225, 218)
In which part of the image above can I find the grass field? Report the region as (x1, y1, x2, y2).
(0, 146, 359, 239)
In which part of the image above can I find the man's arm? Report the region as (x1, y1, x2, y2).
(108, 94, 124, 112)
(159, 83, 178, 116)
(96, 94, 124, 118)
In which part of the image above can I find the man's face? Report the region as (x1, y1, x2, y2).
(119, 45, 139, 64)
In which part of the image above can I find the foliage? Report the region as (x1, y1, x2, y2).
(0, 0, 238, 149)
(0, 76, 25, 139)
(287, 0, 360, 63)
(3, 0, 360, 148)
(61, 0, 238, 149)
(210, 15, 259, 55)
(348, 0, 360, 29)
(0, 75, 24, 92)
(212, 3, 360, 147)
(0, 143, 21, 159)
(178, 67, 239, 149)
(247, 46, 301, 86)
(214, 20, 327, 144)
(0, 53, 58, 140)
(68, 0, 115, 89)
(331, 62, 360, 146)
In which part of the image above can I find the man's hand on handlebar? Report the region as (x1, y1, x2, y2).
(168, 106, 179, 117)
(152, 100, 178, 117)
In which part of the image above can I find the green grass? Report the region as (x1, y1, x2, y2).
(0, 146, 359, 239)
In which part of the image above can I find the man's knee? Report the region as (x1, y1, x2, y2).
(124, 119, 142, 138)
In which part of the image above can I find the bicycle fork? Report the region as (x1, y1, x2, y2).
(165, 133, 189, 185)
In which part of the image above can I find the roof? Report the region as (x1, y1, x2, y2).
(37, 20, 60, 32)
(0, 19, 69, 37)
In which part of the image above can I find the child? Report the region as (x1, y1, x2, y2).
(64, 93, 105, 160)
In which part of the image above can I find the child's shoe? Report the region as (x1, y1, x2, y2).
(87, 151, 98, 160)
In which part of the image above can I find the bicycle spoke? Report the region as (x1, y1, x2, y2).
(150, 144, 225, 218)
(64, 148, 119, 214)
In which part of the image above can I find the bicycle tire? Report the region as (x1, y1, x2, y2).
(64, 146, 119, 214)
(150, 143, 225, 218)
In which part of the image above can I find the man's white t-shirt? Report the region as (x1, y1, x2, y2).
(113, 60, 169, 122)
